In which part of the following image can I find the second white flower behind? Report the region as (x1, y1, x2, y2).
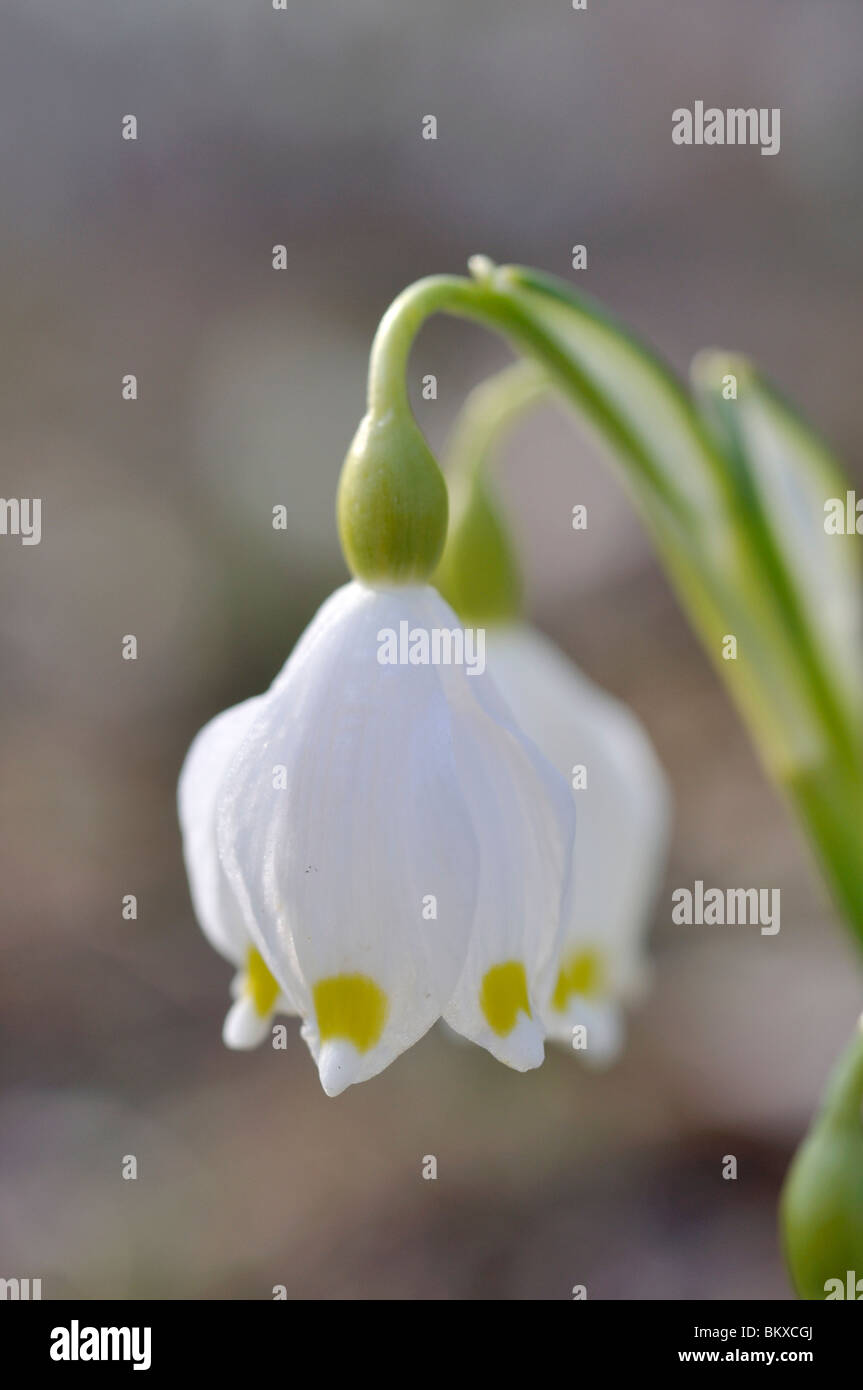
(487, 623, 671, 1064)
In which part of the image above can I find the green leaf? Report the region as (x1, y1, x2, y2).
(486, 266, 838, 779)
(692, 352, 863, 747)
(495, 266, 730, 537)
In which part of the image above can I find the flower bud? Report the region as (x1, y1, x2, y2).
(337, 407, 448, 584)
(434, 467, 522, 625)
(781, 1017, 863, 1299)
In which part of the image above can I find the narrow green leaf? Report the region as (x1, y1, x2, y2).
(693, 352, 863, 754)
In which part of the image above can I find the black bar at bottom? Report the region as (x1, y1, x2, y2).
(1, 1298, 859, 1374)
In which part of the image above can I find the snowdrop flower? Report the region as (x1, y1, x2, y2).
(179, 397, 575, 1095)
(487, 624, 670, 1063)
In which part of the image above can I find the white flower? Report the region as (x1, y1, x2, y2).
(486, 623, 671, 1064)
(178, 697, 294, 1049)
(179, 580, 575, 1096)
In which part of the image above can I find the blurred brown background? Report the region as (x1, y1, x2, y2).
(1, 0, 862, 1299)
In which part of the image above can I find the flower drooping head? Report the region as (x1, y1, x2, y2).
(179, 323, 576, 1094)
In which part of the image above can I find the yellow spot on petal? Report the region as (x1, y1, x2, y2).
(245, 946, 280, 1018)
(551, 947, 605, 1012)
(314, 974, 388, 1053)
(480, 961, 531, 1036)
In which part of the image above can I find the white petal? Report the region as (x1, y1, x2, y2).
(487, 624, 670, 1025)
(550, 996, 625, 1066)
(435, 614, 577, 1071)
(218, 582, 482, 1095)
(178, 696, 266, 966)
(223, 992, 276, 1050)
(317, 1040, 367, 1098)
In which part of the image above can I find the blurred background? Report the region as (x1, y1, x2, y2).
(1, 0, 862, 1299)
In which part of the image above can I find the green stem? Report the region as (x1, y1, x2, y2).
(789, 761, 863, 943)
(694, 365, 862, 771)
(368, 266, 691, 528)
(443, 360, 550, 481)
(820, 1016, 863, 1131)
(367, 275, 481, 416)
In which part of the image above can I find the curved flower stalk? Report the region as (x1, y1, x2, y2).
(436, 363, 671, 1063)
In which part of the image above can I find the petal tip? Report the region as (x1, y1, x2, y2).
(505, 1014, 546, 1072)
(318, 1040, 362, 1097)
(222, 995, 271, 1050)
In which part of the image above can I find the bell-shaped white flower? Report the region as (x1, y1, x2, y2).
(486, 623, 671, 1065)
(178, 696, 294, 1049)
(181, 580, 575, 1096)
